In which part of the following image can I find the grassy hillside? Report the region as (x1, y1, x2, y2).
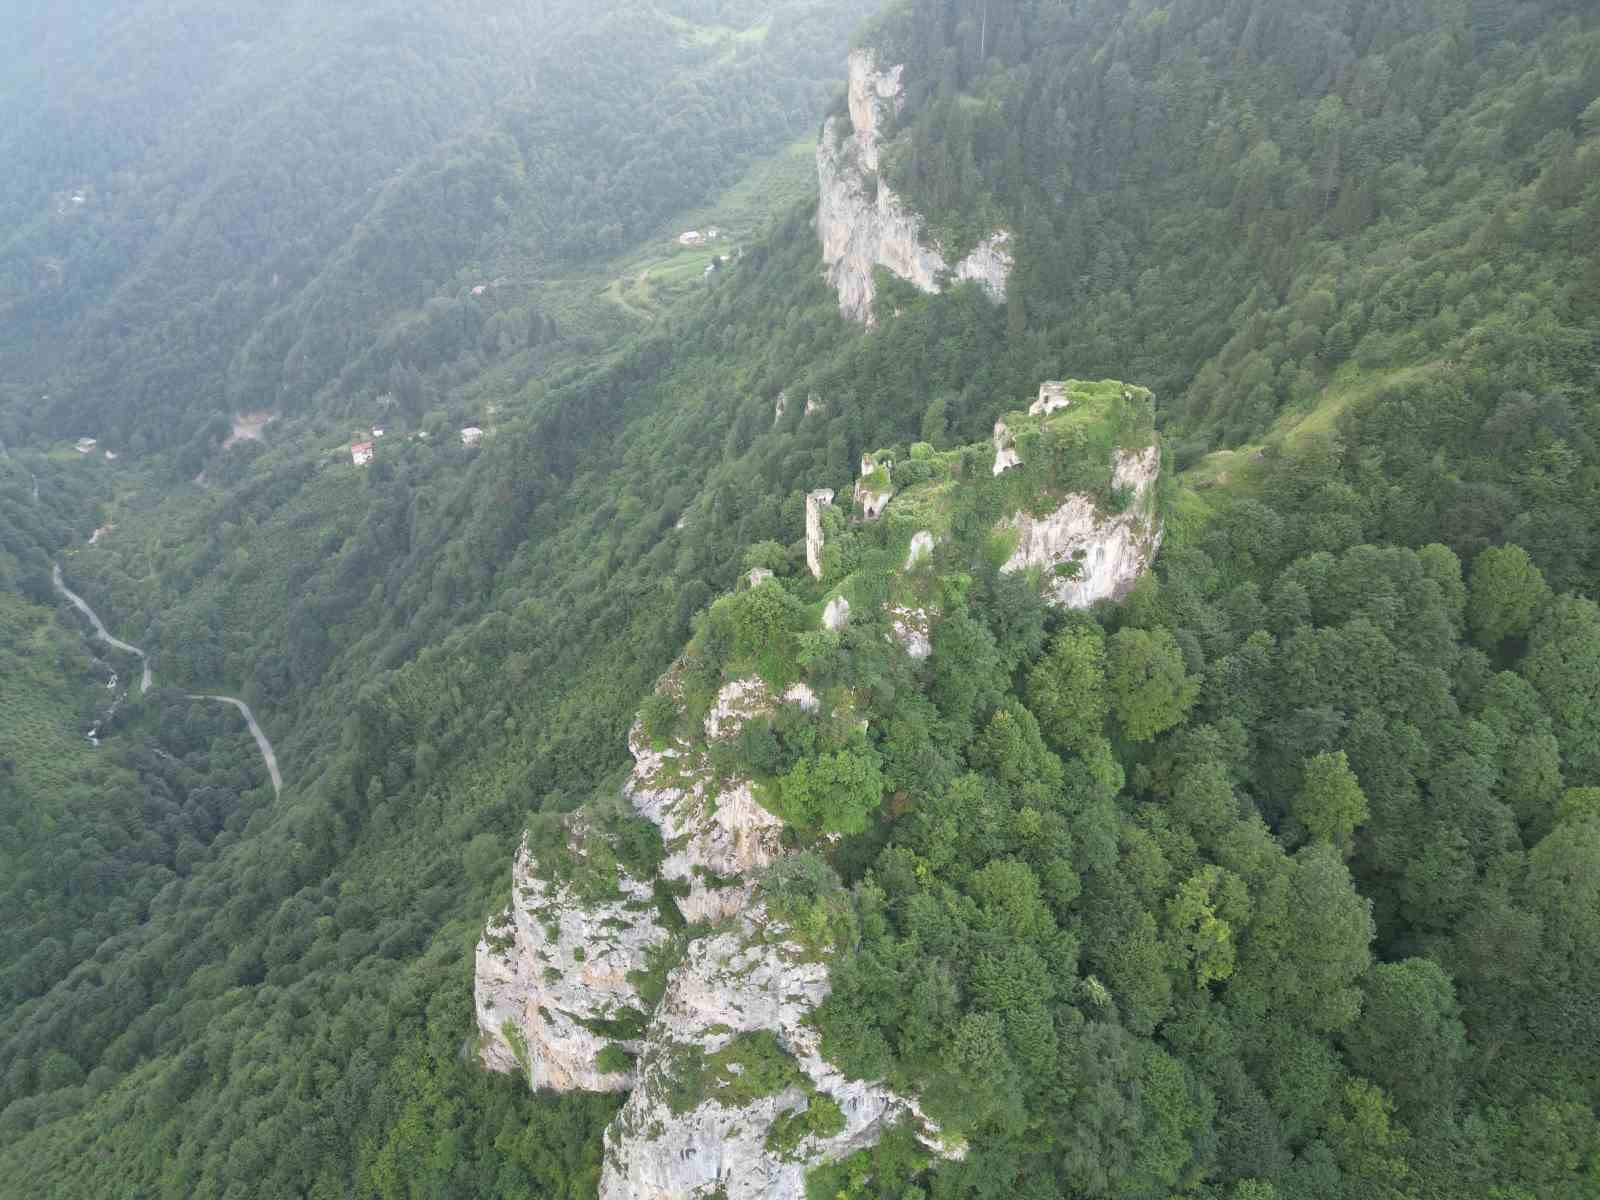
(0, 588, 95, 830)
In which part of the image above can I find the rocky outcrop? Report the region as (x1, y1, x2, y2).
(806, 489, 834, 579)
(854, 453, 894, 521)
(477, 376, 1163, 1193)
(478, 652, 958, 1194)
(905, 530, 935, 570)
(816, 50, 1012, 324)
(1030, 381, 1071, 416)
(628, 681, 788, 923)
(1001, 445, 1164, 608)
(599, 905, 954, 1200)
(888, 606, 933, 660)
(475, 819, 670, 1092)
(993, 420, 1021, 475)
(477, 675, 801, 1086)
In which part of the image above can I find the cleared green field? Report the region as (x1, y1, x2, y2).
(589, 136, 822, 324)
(1181, 362, 1444, 492)
(0, 590, 94, 842)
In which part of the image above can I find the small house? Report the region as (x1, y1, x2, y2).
(461, 426, 484, 448)
(677, 230, 704, 246)
(74, 437, 97, 454)
(351, 441, 375, 466)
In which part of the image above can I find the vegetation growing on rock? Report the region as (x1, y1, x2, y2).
(2, 1, 1599, 1197)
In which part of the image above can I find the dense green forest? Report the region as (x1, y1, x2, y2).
(867, 0, 1599, 453)
(1, 0, 1597, 1197)
(0, 0, 874, 455)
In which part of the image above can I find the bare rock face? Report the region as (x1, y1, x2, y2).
(784, 682, 820, 712)
(1030, 381, 1071, 416)
(477, 675, 806, 1088)
(474, 821, 670, 1092)
(993, 420, 1021, 476)
(628, 680, 789, 923)
(888, 605, 933, 660)
(1001, 445, 1164, 608)
(824, 594, 851, 631)
(952, 229, 1013, 297)
(806, 489, 835, 579)
(854, 453, 894, 521)
(598, 906, 955, 1200)
(817, 50, 1012, 325)
(905, 530, 935, 570)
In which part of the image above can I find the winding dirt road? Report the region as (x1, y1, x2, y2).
(187, 694, 283, 795)
(52, 563, 282, 796)
(53, 563, 153, 693)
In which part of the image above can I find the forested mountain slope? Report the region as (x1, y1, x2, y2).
(1, 0, 1597, 1198)
(0, 0, 874, 454)
(861, 0, 1598, 453)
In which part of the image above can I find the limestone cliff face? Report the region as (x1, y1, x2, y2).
(1001, 444, 1164, 608)
(474, 818, 670, 1092)
(475, 659, 951, 1195)
(817, 50, 1012, 324)
(475, 377, 1162, 1193)
(599, 905, 952, 1200)
(627, 678, 790, 924)
(475, 675, 798, 1090)
(806, 489, 834, 580)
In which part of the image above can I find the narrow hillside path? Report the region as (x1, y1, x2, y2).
(51, 562, 282, 796)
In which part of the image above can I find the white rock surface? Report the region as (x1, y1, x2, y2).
(478, 671, 823, 1078)
(1030, 382, 1071, 416)
(806, 489, 835, 580)
(905, 530, 935, 570)
(889, 606, 933, 660)
(784, 682, 820, 712)
(854, 453, 894, 521)
(474, 823, 670, 1092)
(703, 677, 774, 741)
(599, 906, 955, 1200)
(628, 681, 789, 923)
(816, 50, 1012, 324)
(824, 595, 851, 632)
(1000, 445, 1163, 608)
(993, 420, 1021, 475)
